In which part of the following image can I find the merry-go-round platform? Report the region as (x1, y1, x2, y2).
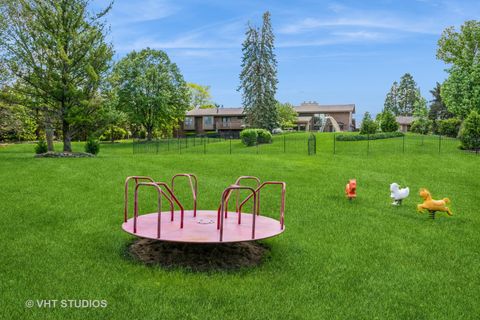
(122, 174, 286, 244)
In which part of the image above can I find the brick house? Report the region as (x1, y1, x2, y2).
(179, 101, 355, 136)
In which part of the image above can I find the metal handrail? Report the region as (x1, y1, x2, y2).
(154, 182, 185, 228)
(218, 185, 257, 242)
(134, 182, 176, 238)
(124, 176, 154, 222)
(218, 176, 261, 218)
(238, 181, 286, 229)
(171, 173, 198, 217)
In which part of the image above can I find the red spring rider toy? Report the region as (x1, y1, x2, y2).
(345, 179, 357, 200)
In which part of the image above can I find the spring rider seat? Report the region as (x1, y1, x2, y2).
(417, 188, 452, 219)
(345, 179, 357, 200)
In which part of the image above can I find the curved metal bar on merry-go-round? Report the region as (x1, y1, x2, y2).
(122, 174, 286, 243)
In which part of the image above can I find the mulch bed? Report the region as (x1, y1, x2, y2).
(127, 238, 270, 272)
(35, 151, 95, 158)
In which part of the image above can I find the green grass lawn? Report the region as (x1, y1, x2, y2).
(1, 134, 479, 319)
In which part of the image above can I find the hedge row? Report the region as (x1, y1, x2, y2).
(336, 131, 404, 141)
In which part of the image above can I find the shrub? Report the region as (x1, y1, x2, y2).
(256, 129, 272, 144)
(85, 138, 100, 155)
(100, 126, 128, 142)
(458, 110, 480, 150)
(360, 112, 378, 134)
(240, 129, 258, 146)
(336, 132, 404, 141)
(438, 118, 462, 138)
(410, 118, 432, 135)
(34, 138, 48, 154)
(240, 129, 272, 146)
(380, 110, 399, 132)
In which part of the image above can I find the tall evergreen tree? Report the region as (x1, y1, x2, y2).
(0, 0, 113, 152)
(239, 12, 278, 131)
(428, 82, 452, 120)
(384, 81, 399, 114)
(398, 73, 420, 116)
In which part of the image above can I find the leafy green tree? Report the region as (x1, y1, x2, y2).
(438, 118, 462, 138)
(187, 83, 213, 109)
(410, 98, 432, 134)
(360, 112, 378, 134)
(379, 110, 399, 132)
(0, 0, 114, 152)
(458, 110, 480, 150)
(398, 73, 420, 116)
(384, 81, 399, 115)
(0, 102, 36, 141)
(239, 12, 278, 131)
(111, 48, 190, 140)
(276, 102, 297, 129)
(437, 20, 480, 118)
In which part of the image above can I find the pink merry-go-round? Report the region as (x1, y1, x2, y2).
(122, 174, 286, 243)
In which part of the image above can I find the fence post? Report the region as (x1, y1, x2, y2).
(178, 137, 181, 154)
(229, 136, 232, 154)
(185, 136, 188, 149)
(333, 133, 336, 155)
(204, 138, 206, 154)
(283, 135, 286, 153)
(156, 139, 159, 154)
(403, 134, 405, 153)
(367, 134, 370, 156)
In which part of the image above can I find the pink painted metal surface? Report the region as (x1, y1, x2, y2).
(238, 181, 286, 229)
(218, 175, 261, 218)
(154, 182, 185, 228)
(122, 174, 286, 243)
(122, 210, 284, 243)
(124, 176, 154, 222)
(171, 174, 198, 217)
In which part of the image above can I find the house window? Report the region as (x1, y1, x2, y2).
(222, 117, 230, 127)
(203, 116, 213, 126)
(184, 117, 194, 127)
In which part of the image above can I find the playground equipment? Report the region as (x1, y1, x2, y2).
(319, 115, 341, 132)
(390, 183, 409, 205)
(417, 188, 452, 219)
(122, 174, 286, 243)
(345, 179, 357, 200)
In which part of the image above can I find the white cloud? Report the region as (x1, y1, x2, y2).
(103, 0, 179, 25)
(279, 16, 440, 35)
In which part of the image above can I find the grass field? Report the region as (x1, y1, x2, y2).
(1, 133, 479, 319)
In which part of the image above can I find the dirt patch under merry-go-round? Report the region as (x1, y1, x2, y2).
(127, 238, 271, 272)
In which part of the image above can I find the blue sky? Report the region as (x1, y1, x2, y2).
(94, 0, 480, 120)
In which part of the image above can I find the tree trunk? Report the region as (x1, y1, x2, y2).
(45, 113, 54, 152)
(45, 128, 54, 152)
(146, 128, 153, 141)
(62, 119, 72, 152)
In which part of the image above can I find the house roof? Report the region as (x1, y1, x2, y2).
(186, 102, 355, 117)
(294, 102, 355, 113)
(396, 116, 415, 125)
(186, 108, 244, 116)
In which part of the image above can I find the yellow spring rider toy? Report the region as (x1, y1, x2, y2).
(417, 188, 452, 219)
